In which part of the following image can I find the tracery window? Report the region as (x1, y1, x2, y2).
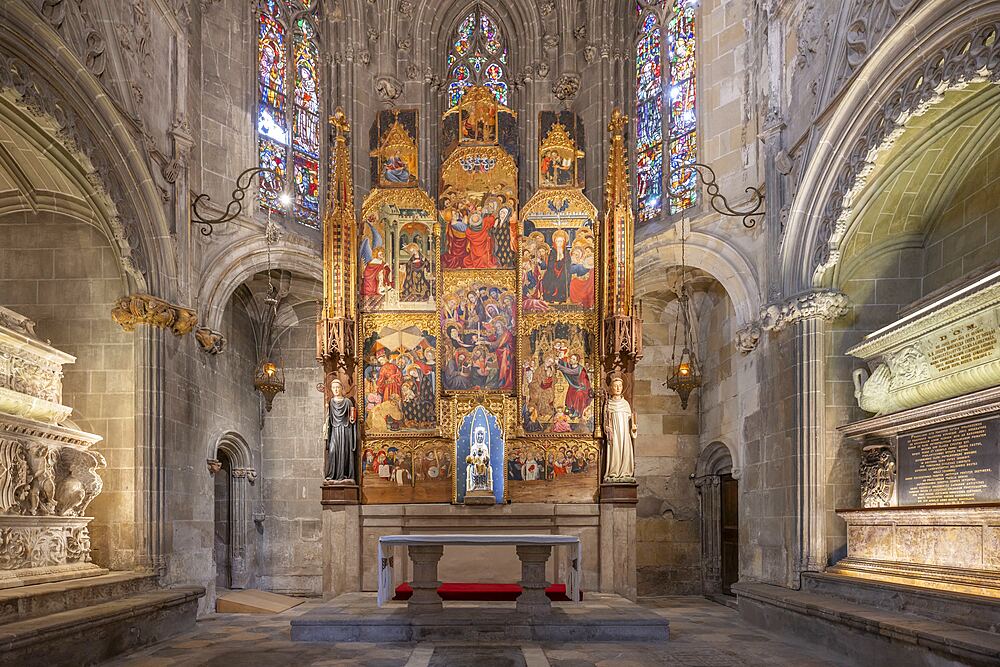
(446, 7, 509, 108)
(257, 0, 321, 228)
(635, 0, 698, 222)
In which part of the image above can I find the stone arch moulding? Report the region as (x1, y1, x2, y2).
(0, 2, 174, 296)
(634, 230, 761, 327)
(695, 440, 736, 480)
(781, 0, 1000, 295)
(197, 238, 323, 332)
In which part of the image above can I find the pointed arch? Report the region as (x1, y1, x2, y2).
(445, 6, 510, 107)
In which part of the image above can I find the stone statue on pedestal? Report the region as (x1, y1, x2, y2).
(604, 375, 637, 482)
(324, 379, 357, 482)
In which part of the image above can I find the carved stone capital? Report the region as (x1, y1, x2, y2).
(195, 328, 226, 355)
(232, 467, 257, 484)
(111, 294, 198, 336)
(206, 458, 222, 476)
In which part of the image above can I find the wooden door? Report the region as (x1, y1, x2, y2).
(720, 474, 739, 596)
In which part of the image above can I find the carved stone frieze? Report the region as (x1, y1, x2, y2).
(812, 22, 1000, 282)
(859, 443, 896, 508)
(0, 521, 94, 571)
(111, 294, 198, 336)
(195, 328, 226, 355)
(763, 290, 849, 333)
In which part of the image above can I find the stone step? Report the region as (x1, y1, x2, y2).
(0, 586, 203, 667)
(735, 582, 1000, 667)
(803, 571, 1000, 633)
(0, 571, 159, 625)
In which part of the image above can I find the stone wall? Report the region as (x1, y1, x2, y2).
(922, 143, 1000, 295)
(258, 320, 325, 595)
(0, 212, 135, 571)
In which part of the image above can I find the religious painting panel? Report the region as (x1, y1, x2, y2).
(369, 109, 419, 188)
(453, 404, 506, 504)
(519, 315, 598, 436)
(361, 440, 452, 504)
(440, 190, 518, 270)
(506, 439, 599, 503)
(359, 190, 437, 312)
(360, 314, 438, 435)
(538, 111, 585, 189)
(440, 272, 517, 392)
(520, 193, 598, 313)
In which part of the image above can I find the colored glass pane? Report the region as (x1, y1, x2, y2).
(669, 77, 696, 135)
(485, 81, 508, 106)
(293, 107, 319, 157)
(455, 12, 476, 56)
(293, 21, 319, 113)
(258, 93, 288, 145)
(447, 8, 508, 108)
(669, 131, 697, 213)
(635, 97, 662, 152)
(481, 13, 502, 54)
(258, 13, 285, 97)
(293, 154, 320, 225)
(259, 138, 287, 210)
(636, 147, 663, 223)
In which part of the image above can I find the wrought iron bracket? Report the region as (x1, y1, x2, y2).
(667, 162, 765, 228)
(190, 166, 281, 237)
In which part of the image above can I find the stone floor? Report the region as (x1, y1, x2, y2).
(104, 596, 851, 667)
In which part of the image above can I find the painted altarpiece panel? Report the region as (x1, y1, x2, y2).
(537, 113, 586, 189)
(360, 438, 453, 504)
(506, 438, 600, 503)
(359, 314, 439, 435)
(519, 314, 599, 436)
(369, 109, 419, 188)
(439, 271, 517, 392)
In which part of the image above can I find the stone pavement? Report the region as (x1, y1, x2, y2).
(103, 596, 851, 667)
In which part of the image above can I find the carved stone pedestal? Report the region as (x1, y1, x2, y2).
(463, 490, 496, 506)
(0, 308, 107, 588)
(407, 544, 444, 612)
(599, 482, 637, 601)
(516, 544, 553, 614)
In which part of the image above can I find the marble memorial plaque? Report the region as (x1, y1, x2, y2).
(897, 416, 1000, 506)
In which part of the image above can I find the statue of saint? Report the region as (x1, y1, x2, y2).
(324, 379, 357, 482)
(603, 375, 637, 482)
(465, 425, 493, 493)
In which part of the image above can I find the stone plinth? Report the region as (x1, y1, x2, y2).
(830, 504, 1000, 598)
(290, 592, 669, 643)
(515, 544, 553, 614)
(322, 482, 360, 505)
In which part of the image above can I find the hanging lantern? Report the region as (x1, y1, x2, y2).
(254, 358, 285, 411)
(664, 223, 702, 410)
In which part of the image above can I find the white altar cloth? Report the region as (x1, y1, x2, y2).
(376, 534, 582, 606)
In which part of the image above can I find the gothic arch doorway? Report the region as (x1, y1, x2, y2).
(209, 432, 256, 591)
(695, 441, 738, 596)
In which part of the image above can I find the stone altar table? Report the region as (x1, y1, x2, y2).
(376, 534, 581, 612)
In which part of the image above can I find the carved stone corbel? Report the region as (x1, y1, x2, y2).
(195, 327, 226, 355)
(735, 290, 850, 353)
(207, 459, 222, 475)
(111, 294, 198, 336)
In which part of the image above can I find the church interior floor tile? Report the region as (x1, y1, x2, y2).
(103, 596, 851, 667)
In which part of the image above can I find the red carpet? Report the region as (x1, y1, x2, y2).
(393, 582, 580, 602)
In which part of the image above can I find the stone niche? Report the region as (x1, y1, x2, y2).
(836, 274, 1000, 598)
(0, 307, 107, 588)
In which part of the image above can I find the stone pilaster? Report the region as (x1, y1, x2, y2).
(793, 315, 828, 576)
(136, 324, 167, 576)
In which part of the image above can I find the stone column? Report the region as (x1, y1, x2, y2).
(794, 316, 828, 576)
(136, 324, 167, 576)
(516, 544, 553, 614)
(696, 475, 722, 594)
(229, 468, 255, 589)
(407, 544, 444, 612)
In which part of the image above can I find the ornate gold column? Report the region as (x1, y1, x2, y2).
(317, 108, 360, 506)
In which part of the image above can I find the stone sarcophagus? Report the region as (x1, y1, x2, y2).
(0, 306, 106, 588)
(836, 273, 1000, 598)
(850, 272, 1000, 416)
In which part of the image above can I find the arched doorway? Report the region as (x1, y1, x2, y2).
(695, 441, 737, 596)
(210, 431, 256, 591)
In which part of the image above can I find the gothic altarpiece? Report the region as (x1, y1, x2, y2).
(317, 87, 641, 595)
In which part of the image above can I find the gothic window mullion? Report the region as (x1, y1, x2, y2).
(447, 7, 509, 108)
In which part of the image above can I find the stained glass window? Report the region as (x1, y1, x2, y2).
(256, 0, 322, 228)
(635, 0, 698, 221)
(446, 7, 509, 108)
